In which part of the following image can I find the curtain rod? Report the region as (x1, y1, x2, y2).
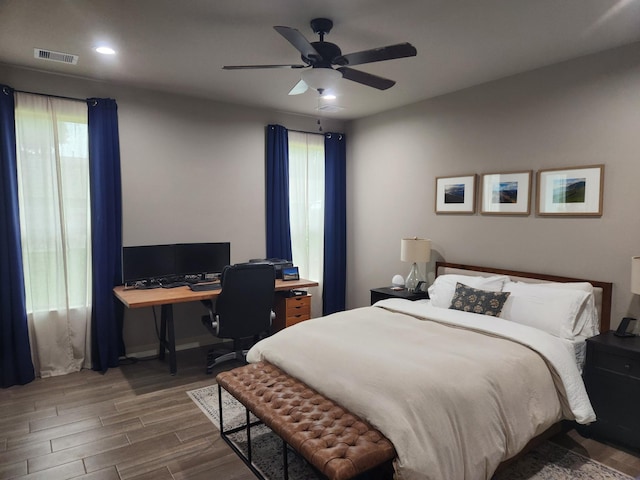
(288, 128, 324, 136)
(8, 87, 86, 103)
(288, 128, 343, 139)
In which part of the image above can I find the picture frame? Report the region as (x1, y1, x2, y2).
(435, 174, 476, 214)
(480, 170, 532, 215)
(536, 165, 604, 216)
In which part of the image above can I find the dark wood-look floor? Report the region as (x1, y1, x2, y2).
(552, 428, 640, 477)
(1, 346, 639, 479)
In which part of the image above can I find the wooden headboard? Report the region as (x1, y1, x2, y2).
(435, 262, 613, 332)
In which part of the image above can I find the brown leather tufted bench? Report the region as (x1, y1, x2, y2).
(215, 361, 396, 480)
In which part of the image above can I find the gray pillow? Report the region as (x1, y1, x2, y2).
(449, 282, 510, 317)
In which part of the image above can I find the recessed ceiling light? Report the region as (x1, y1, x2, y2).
(95, 46, 116, 55)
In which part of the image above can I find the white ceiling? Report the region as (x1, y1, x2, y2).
(1, 0, 639, 120)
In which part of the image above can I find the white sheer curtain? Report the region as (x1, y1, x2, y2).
(288, 131, 324, 317)
(15, 92, 92, 377)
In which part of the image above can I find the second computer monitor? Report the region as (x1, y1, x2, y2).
(174, 242, 230, 277)
(122, 244, 175, 283)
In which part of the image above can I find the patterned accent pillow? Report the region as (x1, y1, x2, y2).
(449, 282, 511, 317)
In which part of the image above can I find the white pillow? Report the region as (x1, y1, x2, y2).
(534, 282, 599, 338)
(504, 281, 599, 337)
(501, 281, 591, 339)
(428, 274, 510, 309)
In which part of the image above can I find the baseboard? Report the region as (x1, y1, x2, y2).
(121, 334, 221, 359)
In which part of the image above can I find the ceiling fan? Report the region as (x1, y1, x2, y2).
(222, 18, 417, 96)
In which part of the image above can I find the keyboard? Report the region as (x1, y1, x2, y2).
(161, 281, 189, 289)
(190, 283, 221, 292)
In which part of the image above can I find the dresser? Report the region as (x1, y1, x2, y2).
(583, 330, 640, 449)
(272, 293, 312, 332)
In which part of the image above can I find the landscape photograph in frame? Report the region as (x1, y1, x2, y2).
(537, 165, 604, 216)
(435, 175, 476, 214)
(480, 171, 532, 215)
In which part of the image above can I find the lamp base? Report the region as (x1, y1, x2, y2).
(406, 263, 422, 293)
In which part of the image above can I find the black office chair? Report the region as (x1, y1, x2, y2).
(201, 263, 275, 373)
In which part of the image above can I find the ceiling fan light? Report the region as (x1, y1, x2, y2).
(301, 68, 342, 91)
(95, 46, 116, 55)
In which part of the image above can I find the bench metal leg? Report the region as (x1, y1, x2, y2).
(217, 385, 271, 480)
(217, 385, 339, 480)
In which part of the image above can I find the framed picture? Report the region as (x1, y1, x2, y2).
(480, 171, 532, 215)
(435, 175, 476, 214)
(536, 165, 604, 216)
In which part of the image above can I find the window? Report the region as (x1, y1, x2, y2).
(288, 131, 324, 314)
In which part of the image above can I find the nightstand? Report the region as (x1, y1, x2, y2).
(583, 330, 640, 449)
(370, 287, 428, 305)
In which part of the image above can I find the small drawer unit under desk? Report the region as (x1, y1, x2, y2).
(583, 331, 640, 450)
(272, 293, 311, 332)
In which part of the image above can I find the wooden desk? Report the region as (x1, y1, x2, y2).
(113, 278, 318, 374)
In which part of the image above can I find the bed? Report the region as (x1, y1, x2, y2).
(246, 262, 613, 480)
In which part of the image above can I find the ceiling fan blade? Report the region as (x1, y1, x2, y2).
(274, 26, 321, 61)
(222, 64, 307, 70)
(334, 42, 417, 66)
(288, 79, 309, 96)
(336, 67, 395, 90)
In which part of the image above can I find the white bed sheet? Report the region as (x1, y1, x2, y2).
(571, 336, 588, 373)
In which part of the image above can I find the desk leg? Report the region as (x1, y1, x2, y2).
(159, 307, 167, 361)
(159, 304, 177, 375)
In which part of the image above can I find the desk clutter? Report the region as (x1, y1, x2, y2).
(248, 258, 295, 278)
(123, 274, 221, 290)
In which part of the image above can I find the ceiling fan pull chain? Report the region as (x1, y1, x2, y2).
(317, 94, 323, 132)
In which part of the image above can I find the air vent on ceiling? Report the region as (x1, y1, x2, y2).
(34, 48, 79, 65)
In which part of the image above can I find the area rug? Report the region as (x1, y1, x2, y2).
(188, 384, 635, 480)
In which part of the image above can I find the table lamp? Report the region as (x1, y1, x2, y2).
(401, 238, 431, 292)
(617, 256, 640, 337)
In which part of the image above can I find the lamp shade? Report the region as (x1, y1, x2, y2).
(401, 238, 431, 263)
(301, 67, 342, 91)
(632, 256, 640, 295)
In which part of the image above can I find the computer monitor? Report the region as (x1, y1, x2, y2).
(122, 244, 175, 283)
(174, 242, 230, 276)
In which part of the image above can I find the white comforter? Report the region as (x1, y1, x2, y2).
(247, 299, 595, 480)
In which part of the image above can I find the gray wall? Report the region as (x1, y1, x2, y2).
(0, 64, 343, 355)
(346, 42, 640, 331)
